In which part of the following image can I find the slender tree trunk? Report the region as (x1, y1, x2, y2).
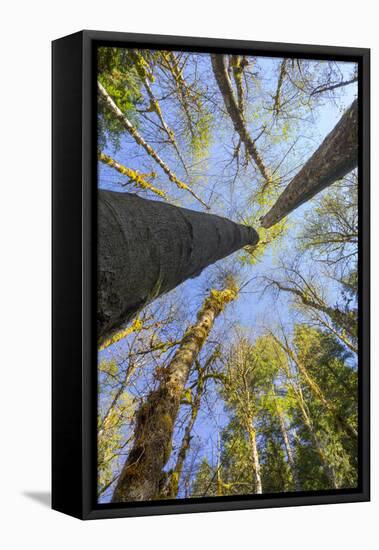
(112, 284, 238, 502)
(296, 393, 339, 489)
(230, 55, 246, 116)
(129, 51, 190, 176)
(160, 52, 196, 139)
(211, 54, 271, 185)
(98, 191, 258, 345)
(98, 363, 136, 436)
(310, 77, 358, 96)
(275, 402, 302, 491)
(273, 59, 287, 115)
(272, 281, 357, 345)
(246, 423, 263, 494)
(323, 306, 357, 343)
(163, 371, 204, 498)
(98, 316, 144, 352)
(273, 335, 357, 441)
(261, 99, 358, 228)
(98, 151, 166, 199)
(216, 469, 223, 497)
(163, 351, 221, 498)
(216, 432, 223, 496)
(294, 354, 357, 441)
(98, 81, 208, 208)
(233, 346, 263, 494)
(314, 314, 357, 355)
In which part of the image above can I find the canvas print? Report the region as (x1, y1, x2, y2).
(97, 47, 359, 504)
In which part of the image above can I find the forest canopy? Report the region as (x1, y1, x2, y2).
(96, 47, 358, 503)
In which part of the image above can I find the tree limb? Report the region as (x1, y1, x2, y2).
(98, 80, 209, 209)
(211, 54, 271, 186)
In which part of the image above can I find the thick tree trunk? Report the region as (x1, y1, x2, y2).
(261, 99, 358, 228)
(211, 54, 271, 185)
(98, 191, 258, 345)
(112, 284, 238, 502)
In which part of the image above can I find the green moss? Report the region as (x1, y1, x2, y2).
(202, 286, 238, 314)
(98, 151, 167, 199)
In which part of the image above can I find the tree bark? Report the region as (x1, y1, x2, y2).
(271, 280, 357, 345)
(296, 392, 338, 488)
(98, 191, 258, 345)
(278, 345, 338, 488)
(273, 59, 287, 115)
(163, 370, 204, 498)
(211, 54, 271, 185)
(310, 77, 358, 96)
(275, 401, 302, 491)
(313, 314, 357, 355)
(247, 424, 263, 494)
(230, 343, 263, 494)
(98, 81, 208, 208)
(230, 55, 246, 117)
(261, 99, 358, 228)
(129, 51, 190, 176)
(160, 52, 196, 140)
(274, 335, 357, 441)
(112, 284, 238, 502)
(98, 151, 166, 199)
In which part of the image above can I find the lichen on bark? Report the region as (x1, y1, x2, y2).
(112, 282, 238, 502)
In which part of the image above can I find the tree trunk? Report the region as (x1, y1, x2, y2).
(230, 55, 246, 116)
(129, 50, 190, 176)
(98, 190, 258, 345)
(211, 54, 271, 185)
(112, 284, 238, 502)
(293, 351, 357, 441)
(247, 424, 263, 494)
(216, 432, 223, 496)
(276, 403, 302, 491)
(160, 52, 196, 140)
(314, 314, 357, 355)
(261, 99, 358, 228)
(163, 371, 204, 498)
(272, 280, 357, 345)
(273, 335, 357, 441)
(98, 151, 166, 199)
(273, 59, 287, 115)
(310, 77, 358, 96)
(296, 394, 338, 489)
(98, 81, 207, 208)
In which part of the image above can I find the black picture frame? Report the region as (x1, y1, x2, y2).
(52, 30, 370, 520)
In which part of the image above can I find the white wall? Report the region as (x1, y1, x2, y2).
(1, 1, 376, 547)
